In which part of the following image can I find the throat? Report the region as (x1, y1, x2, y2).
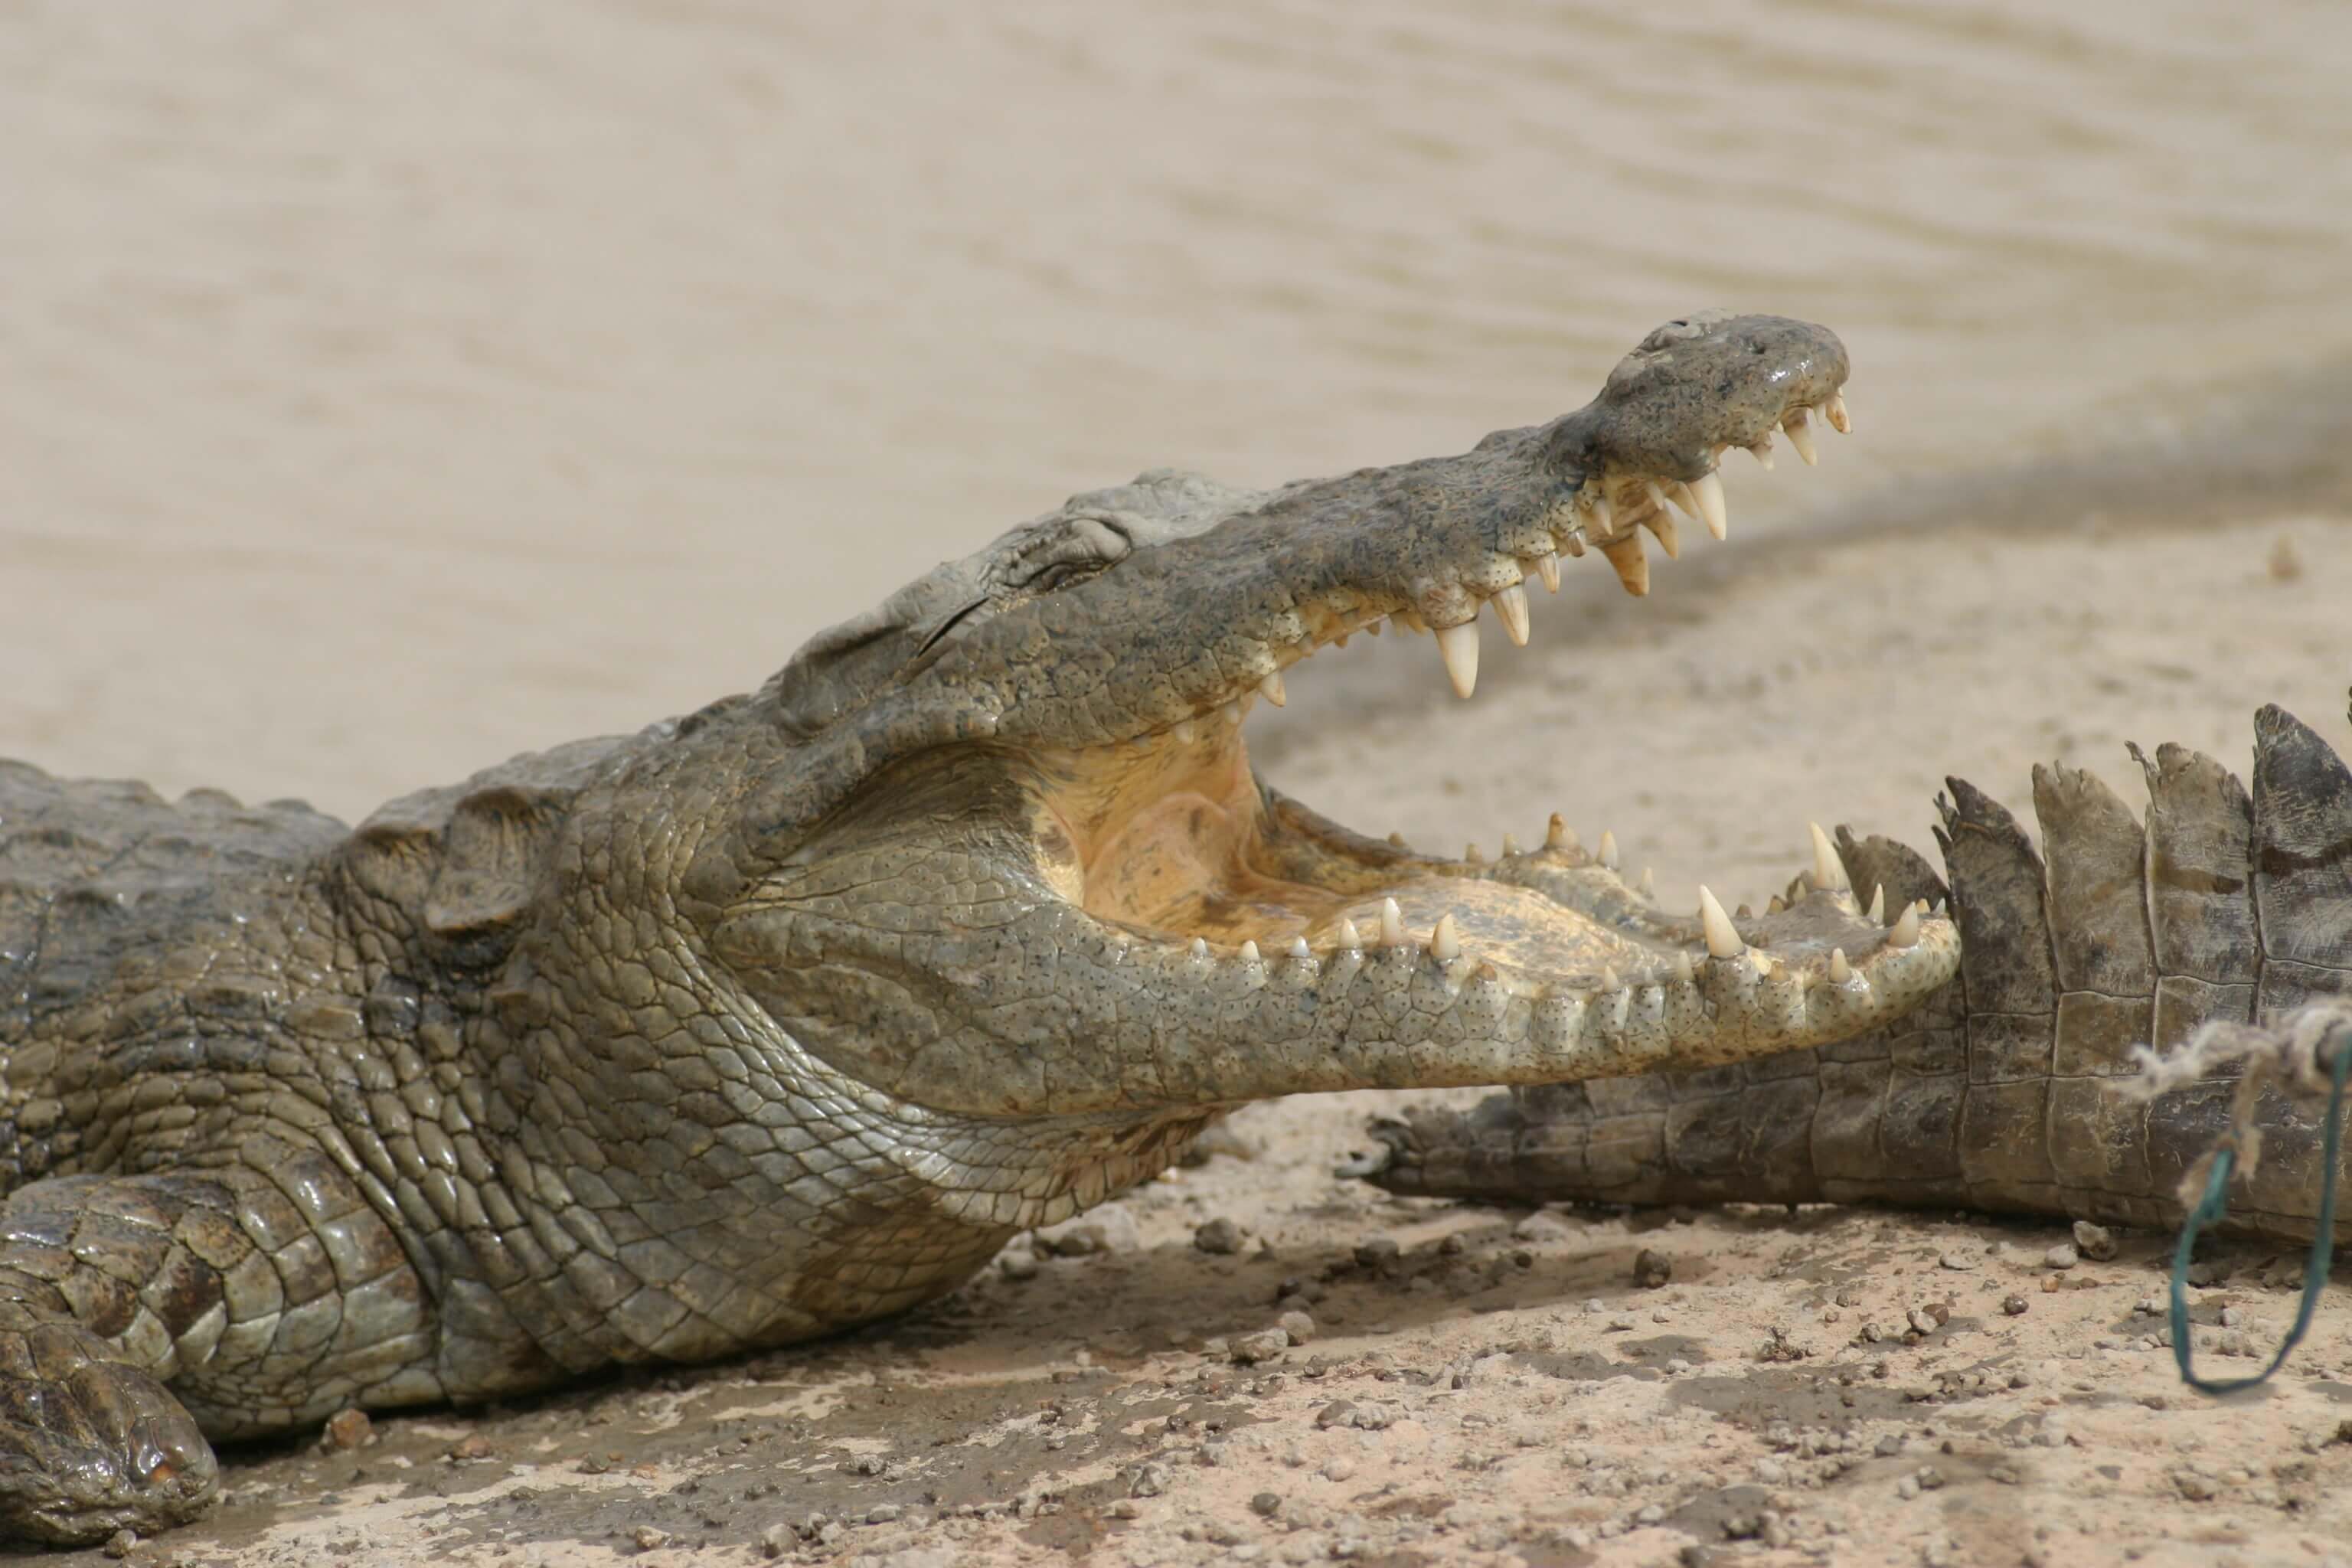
(1034, 730, 1340, 946)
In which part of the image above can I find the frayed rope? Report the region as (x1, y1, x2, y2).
(2126, 1002, 2352, 1395)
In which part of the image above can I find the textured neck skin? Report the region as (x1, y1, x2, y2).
(4, 312, 1945, 1410)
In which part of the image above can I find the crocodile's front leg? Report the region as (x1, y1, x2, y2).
(0, 1142, 434, 1545)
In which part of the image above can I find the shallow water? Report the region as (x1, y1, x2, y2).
(6, 0, 2350, 814)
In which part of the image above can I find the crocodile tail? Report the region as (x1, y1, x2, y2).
(1367, 707, 2352, 1243)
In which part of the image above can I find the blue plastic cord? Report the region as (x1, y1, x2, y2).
(2168, 1031, 2349, 1395)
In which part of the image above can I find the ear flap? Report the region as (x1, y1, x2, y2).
(420, 786, 564, 937)
(344, 731, 645, 949)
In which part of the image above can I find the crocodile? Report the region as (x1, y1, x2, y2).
(1364, 701, 2352, 1245)
(0, 312, 1964, 1544)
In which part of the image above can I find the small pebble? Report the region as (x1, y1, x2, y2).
(999, 1250, 1039, 1281)
(633, 1526, 671, 1550)
(103, 1530, 138, 1560)
(1036, 1205, 1142, 1256)
(2043, 1243, 2079, 1270)
(1250, 1491, 1282, 1517)
(1230, 1328, 1290, 1364)
(1276, 1309, 1317, 1344)
(2002, 1295, 2030, 1316)
(2071, 1220, 2118, 1260)
(322, 1407, 372, 1452)
(1513, 1209, 1578, 1243)
(1194, 1217, 1248, 1254)
(1634, 1248, 1674, 1288)
(1353, 1236, 1402, 1269)
(1937, 1252, 1974, 1271)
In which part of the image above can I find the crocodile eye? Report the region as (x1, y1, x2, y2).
(1028, 559, 1104, 593)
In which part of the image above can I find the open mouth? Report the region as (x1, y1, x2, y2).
(1019, 379, 1957, 1062)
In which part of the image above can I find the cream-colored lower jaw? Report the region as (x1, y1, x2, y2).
(1042, 726, 1950, 1050)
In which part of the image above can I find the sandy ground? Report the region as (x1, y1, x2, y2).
(43, 507, 2347, 1568)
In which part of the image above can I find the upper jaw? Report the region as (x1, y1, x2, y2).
(920, 314, 1853, 757)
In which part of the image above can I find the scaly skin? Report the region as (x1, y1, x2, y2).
(1367, 702, 2352, 1244)
(0, 313, 1958, 1544)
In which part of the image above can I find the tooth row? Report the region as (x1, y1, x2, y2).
(1159, 907, 1934, 1034)
(1134, 387, 1852, 737)
(1173, 864, 1931, 980)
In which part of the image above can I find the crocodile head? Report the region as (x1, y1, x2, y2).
(655, 312, 1958, 1118)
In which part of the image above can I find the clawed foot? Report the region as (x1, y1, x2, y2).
(0, 1322, 217, 1546)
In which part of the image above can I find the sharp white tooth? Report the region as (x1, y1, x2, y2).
(1429, 913, 1461, 961)
(1808, 823, 1847, 891)
(1559, 530, 1586, 558)
(1640, 508, 1680, 559)
(1584, 488, 1614, 534)
(1697, 885, 1745, 959)
(1224, 701, 1245, 726)
(1600, 531, 1648, 596)
(1828, 947, 1851, 983)
(1666, 480, 1700, 522)
(1545, 814, 1575, 852)
(1766, 894, 1786, 914)
(1599, 965, 1620, 991)
(1239, 939, 1261, 964)
(1886, 903, 1920, 949)
(1289, 936, 1312, 960)
(1336, 917, 1363, 950)
(1598, 830, 1619, 871)
(1534, 550, 1560, 593)
(1379, 897, 1405, 946)
(1501, 832, 1521, 857)
(1637, 866, 1655, 900)
(1190, 936, 1209, 958)
(1673, 950, 1694, 984)
(1690, 471, 1728, 541)
(1782, 410, 1819, 466)
(1493, 583, 1530, 646)
(1463, 842, 1484, 864)
(1435, 620, 1479, 699)
(1174, 718, 1198, 743)
(1825, 392, 1851, 433)
(1365, 617, 1384, 637)
(1748, 432, 1775, 469)
(1334, 632, 1351, 648)
(1865, 885, 1884, 924)
(1259, 671, 1287, 707)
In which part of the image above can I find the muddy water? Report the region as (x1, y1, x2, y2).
(6, 0, 2351, 815)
